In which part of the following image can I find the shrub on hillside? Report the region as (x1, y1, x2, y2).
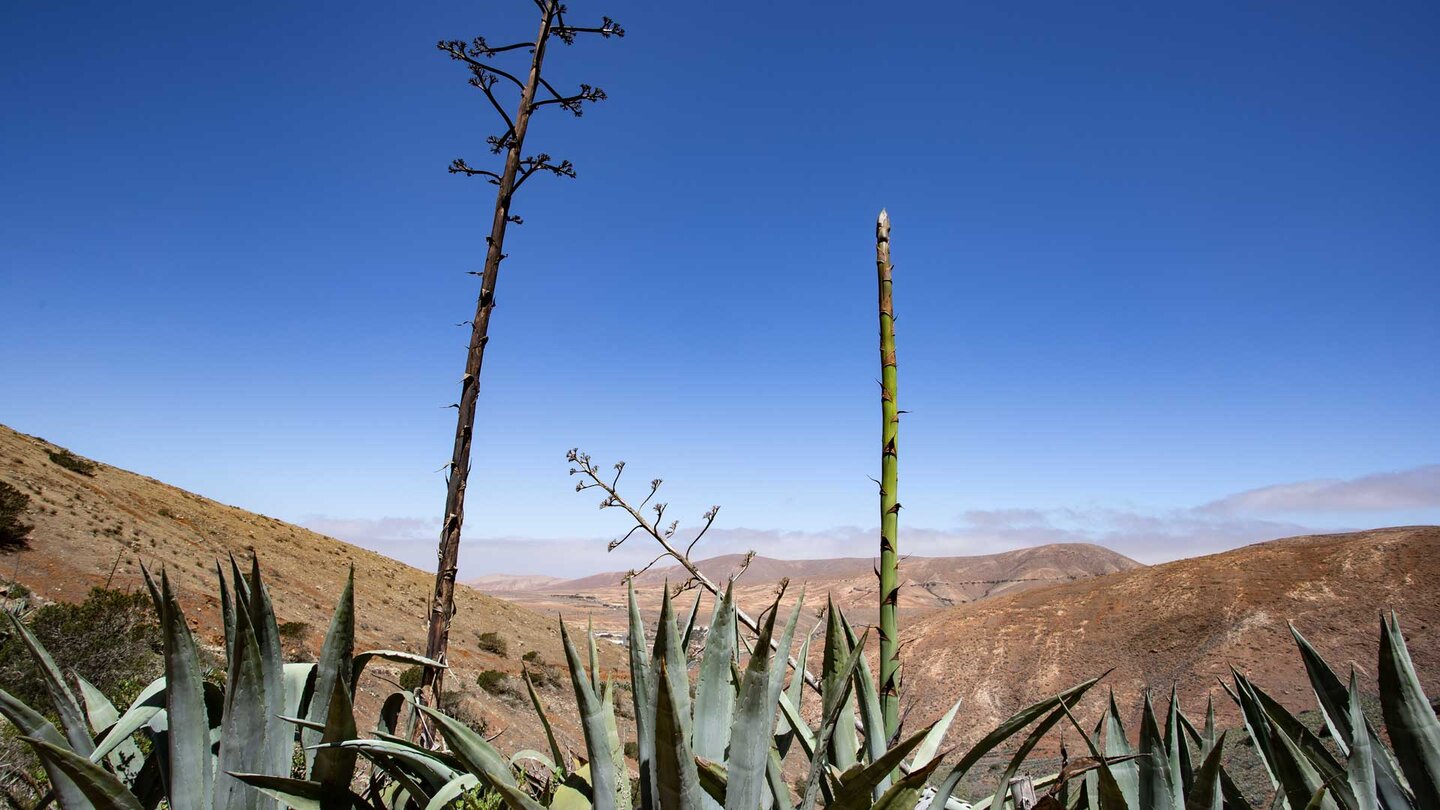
(0, 483, 33, 550)
(476, 630, 507, 657)
(46, 449, 96, 476)
(475, 668, 509, 696)
(0, 587, 161, 710)
(398, 665, 423, 692)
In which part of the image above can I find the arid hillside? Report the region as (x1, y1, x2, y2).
(901, 526, 1440, 744)
(468, 544, 1141, 636)
(0, 424, 619, 755)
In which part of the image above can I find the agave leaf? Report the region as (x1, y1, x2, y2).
(1138, 692, 1177, 810)
(487, 779, 551, 810)
(1230, 671, 1283, 795)
(872, 756, 944, 810)
(1235, 669, 1354, 808)
(1266, 711, 1340, 810)
(1166, 689, 1192, 801)
(1103, 691, 1140, 809)
(831, 721, 933, 810)
(311, 675, 358, 799)
(284, 663, 318, 729)
(696, 756, 728, 806)
(217, 562, 237, 667)
(652, 588, 692, 750)
(510, 749, 558, 771)
(839, 608, 887, 795)
(523, 669, 566, 770)
(799, 627, 870, 810)
(217, 580, 271, 810)
(160, 573, 215, 810)
(1291, 625, 1411, 808)
(776, 690, 818, 760)
(629, 581, 657, 810)
(930, 676, 1104, 807)
(6, 613, 94, 755)
(228, 774, 330, 810)
(694, 582, 738, 765)
(655, 656, 705, 810)
(1346, 674, 1379, 810)
(985, 699, 1085, 810)
(413, 701, 517, 788)
(333, 738, 461, 789)
(352, 650, 445, 686)
(75, 673, 148, 783)
(89, 680, 165, 765)
(1380, 613, 1440, 807)
(908, 698, 961, 772)
(766, 745, 795, 810)
(304, 567, 353, 772)
(421, 774, 482, 810)
(1060, 705, 1132, 810)
(724, 590, 784, 810)
(602, 679, 632, 810)
(561, 618, 620, 810)
(24, 736, 144, 810)
(0, 688, 88, 807)
(1185, 733, 1227, 810)
(819, 598, 860, 772)
(552, 763, 595, 810)
(777, 627, 814, 757)
(681, 588, 704, 651)
(244, 557, 294, 800)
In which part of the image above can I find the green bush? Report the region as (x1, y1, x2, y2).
(476, 631, 507, 657)
(46, 449, 96, 476)
(398, 665, 423, 692)
(521, 649, 542, 663)
(0, 587, 161, 710)
(475, 669, 509, 696)
(0, 483, 33, 550)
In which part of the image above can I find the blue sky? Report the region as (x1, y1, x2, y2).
(3, 1, 1436, 577)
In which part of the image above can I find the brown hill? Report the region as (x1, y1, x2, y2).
(0, 424, 619, 755)
(901, 526, 1440, 746)
(464, 573, 567, 592)
(473, 545, 1141, 637)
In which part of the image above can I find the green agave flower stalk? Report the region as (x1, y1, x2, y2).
(875, 208, 902, 742)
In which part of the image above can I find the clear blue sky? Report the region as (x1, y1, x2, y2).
(3, 1, 1436, 575)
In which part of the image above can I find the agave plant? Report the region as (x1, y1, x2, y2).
(0, 557, 439, 809)
(975, 613, 1438, 810)
(333, 578, 1123, 810)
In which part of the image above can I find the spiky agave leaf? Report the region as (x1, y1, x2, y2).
(1380, 612, 1440, 807)
(561, 617, 620, 810)
(1137, 692, 1177, 810)
(830, 721, 935, 810)
(23, 736, 143, 810)
(930, 676, 1104, 808)
(629, 580, 657, 810)
(723, 588, 784, 810)
(655, 654, 705, 810)
(303, 566, 354, 772)
(1291, 624, 1411, 808)
(1102, 691, 1140, 809)
(819, 598, 860, 773)
(799, 627, 870, 810)
(1185, 733, 1227, 810)
(694, 581, 738, 767)
(155, 569, 215, 810)
(1346, 674, 1380, 810)
(0, 688, 88, 807)
(5, 613, 93, 755)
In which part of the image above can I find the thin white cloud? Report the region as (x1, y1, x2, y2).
(300, 464, 1435, 578)
(1197, 465, 1440, 515)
